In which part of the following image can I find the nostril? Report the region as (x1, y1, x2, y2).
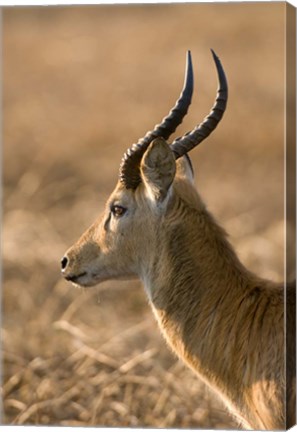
(61, 256, 68, 271)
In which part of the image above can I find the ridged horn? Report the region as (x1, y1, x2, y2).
(170, 49, 228, 159)
(119, 51, 194, 189)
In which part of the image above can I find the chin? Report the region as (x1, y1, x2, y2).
(73, 280, 98, 288)
(69, 272, 137, 289)
(70, 273, 107, 288)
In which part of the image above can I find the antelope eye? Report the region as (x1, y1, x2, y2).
(111, 204, 127, 218)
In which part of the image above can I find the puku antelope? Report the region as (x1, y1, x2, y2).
(61, 51, 295, 430)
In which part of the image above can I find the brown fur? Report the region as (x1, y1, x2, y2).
(62, 139, 296, 430)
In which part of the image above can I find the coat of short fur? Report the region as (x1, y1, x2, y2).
(62, 139, 296, 430)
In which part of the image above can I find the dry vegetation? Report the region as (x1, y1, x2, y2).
(2, 3, 290, 428)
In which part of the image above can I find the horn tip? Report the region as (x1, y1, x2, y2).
(210, 48, 218, 60)
(186, 50, 192, 64)
(210, 49, 228, 92)
(185, 50, 194, 89)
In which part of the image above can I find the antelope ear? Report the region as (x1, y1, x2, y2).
(140, 137, 176, 203)
(176, 154, 195, 184)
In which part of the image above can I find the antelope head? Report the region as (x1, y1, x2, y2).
(61, 50, 228, 288)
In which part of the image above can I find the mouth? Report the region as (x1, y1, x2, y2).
(63, 272, 97, 287)
(63, 271, 108, 288)
(63, 270, 136, 288)
(64, 272, 87, 283)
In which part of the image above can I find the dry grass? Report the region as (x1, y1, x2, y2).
(2, 3, 288, 428)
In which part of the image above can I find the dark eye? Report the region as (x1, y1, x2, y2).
(111, 204, 127, 218)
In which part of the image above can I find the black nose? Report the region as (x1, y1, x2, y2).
(61, 256, 68, 271)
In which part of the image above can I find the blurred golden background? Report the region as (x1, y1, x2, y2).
(3, 3, 287, 427)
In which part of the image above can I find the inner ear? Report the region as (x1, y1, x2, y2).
(140, 137, 176, 202)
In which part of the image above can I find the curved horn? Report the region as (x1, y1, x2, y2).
(120, 51, 194, 189)
(170, 49, 228, 160)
